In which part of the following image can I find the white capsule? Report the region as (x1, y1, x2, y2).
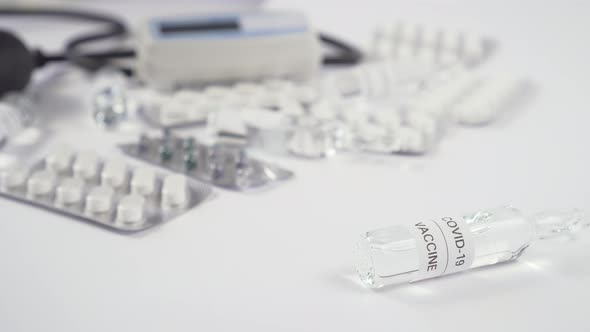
(56, 177, 84, 205)
(131, 168, 156, 196)
(45, 146, 73, 172)
(116, 194, 145, 225)
(161, 175, 188, 207)
(27, 170, 56, 196)
(73, 151, 99, 180)
(101, 158, 127, 188)
(85, 186, 114, 214)
(453, 77, 518, 125)
(0, 169, 28, 189)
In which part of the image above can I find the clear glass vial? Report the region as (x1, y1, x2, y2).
(356, 206, 588, 288)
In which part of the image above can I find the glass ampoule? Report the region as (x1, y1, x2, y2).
(356, 206, 588, 288)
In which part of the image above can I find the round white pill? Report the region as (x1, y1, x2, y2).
(371, 111, 402, 129)
(131, 168, 156, 196)
(401, 23, 420, 44)
(101, 158, 127, 188)
(45, 146, 73, 172)
(463, 33, 486, 61)
(85, 186, 114, 214)
(161, 175, 188, 207)
(440, 30, 462, 52)
(292, 85, 318, 105)
(233, 82, 264, 96)
(27, 170, 56, 196)
(280, 101, 305, 117)
(421, 26, 439, 47)
(73, 151, 99, 179)
(56, 177, 84, 205)
(264, 79, 295, 94)
(159, 100, 195, 126)
(203, 86, 231, 100)
(396, 127, 428, 154)
(116, 194, 145, 225)
(0, 169, 28, 189)
(254, 91, 293, 109)
(310, 100, 338, 121)
(173, 90, 201, 104)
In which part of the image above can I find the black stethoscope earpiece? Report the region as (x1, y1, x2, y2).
(0, 29, 35, 96)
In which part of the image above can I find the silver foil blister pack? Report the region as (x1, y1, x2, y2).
(119, 134, 293, 191)
(0, 147, 212, 233)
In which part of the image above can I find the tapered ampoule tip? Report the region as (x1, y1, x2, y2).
(533, 209, 589, 240)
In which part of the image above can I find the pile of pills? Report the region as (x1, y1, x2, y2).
(0, 147, 211, 232)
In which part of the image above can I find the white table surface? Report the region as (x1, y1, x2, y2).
(1, 1, 589, 331)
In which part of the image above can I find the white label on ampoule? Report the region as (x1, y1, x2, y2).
(408, 216, 475, 281)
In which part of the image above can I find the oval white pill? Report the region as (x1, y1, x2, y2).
(85, 186, 114, 213)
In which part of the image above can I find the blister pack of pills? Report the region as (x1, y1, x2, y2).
(372, 22, 495, 67)
(119, 133, 294, 191)
(244, 98, 440, 157)
(136, 79, 321, 128)
(410, 73, 528, 126)
(0, 147, 212, 232)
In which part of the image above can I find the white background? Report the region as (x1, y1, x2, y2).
(1, 1, 589, 331)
